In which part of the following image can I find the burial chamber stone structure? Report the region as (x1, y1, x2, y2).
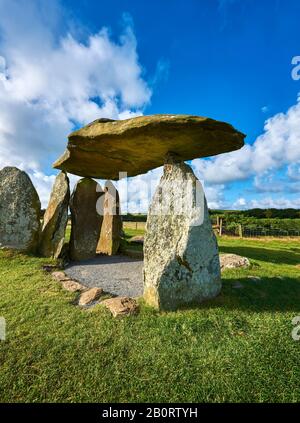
(53, 114, 245, 310)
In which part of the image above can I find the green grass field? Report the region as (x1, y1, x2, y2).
(0, 232, 300, 402)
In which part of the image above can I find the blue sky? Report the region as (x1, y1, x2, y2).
(64, 0, 300, 130)
(0, 0, 300, 210)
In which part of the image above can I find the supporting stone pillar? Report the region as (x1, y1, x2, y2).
(69, 178, 104, 261)
(143, 154, 221, 311)
(39, 171, 70, 258)
(97, 180, 122, 255)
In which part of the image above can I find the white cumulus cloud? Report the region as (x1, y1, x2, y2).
(0, 0, 152, 206)
(192, 93, 300, 185)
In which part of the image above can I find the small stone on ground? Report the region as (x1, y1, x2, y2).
(62, 280, 86, 292)
(42, 264, 59, 272)
(79, 287, 103, 306)
(101, 296, 139, 317)
(51, 271, 70, 282)
(220, 253, 250, 271)
(51, 270, 86, 292)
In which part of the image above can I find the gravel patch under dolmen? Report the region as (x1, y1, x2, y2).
(64, 254, 143, 298)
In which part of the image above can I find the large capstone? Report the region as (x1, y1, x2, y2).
(69, 178, 104, 261)
(143, 156, 221, 311)
(0, 167, 41, 253)
(39, 171, 70, 258)
(97, 181, 122, 255)
(53, 114, 245, 179)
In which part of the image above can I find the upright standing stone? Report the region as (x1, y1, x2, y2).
(143, 155, 221, 311)
(39, 171, 70, 258)
(97, 181, 122, 255)
(69, 178, 104, 261)
(0, 167, 41, 253)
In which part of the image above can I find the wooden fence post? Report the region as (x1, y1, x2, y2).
(238, 224, 243, 238)
(219, 218, 223, 236)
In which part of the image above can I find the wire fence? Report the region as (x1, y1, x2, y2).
(213, 222, 300, 238)
(122, 218, 300, 238)
(239, 227, 300, 238)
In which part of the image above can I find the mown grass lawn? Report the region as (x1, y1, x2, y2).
(0, 233, 300, 402)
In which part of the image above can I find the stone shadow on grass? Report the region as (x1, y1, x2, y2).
(219, 245, 300, 266)
(179, 276, 300, 313)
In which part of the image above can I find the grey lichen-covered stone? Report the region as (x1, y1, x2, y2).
(0, 166, 41, 253)
(143, 156, 221, 311)
(69, 178, 104, 261)
(39, 171, 70, 258)
(97, 180, 122, 255)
